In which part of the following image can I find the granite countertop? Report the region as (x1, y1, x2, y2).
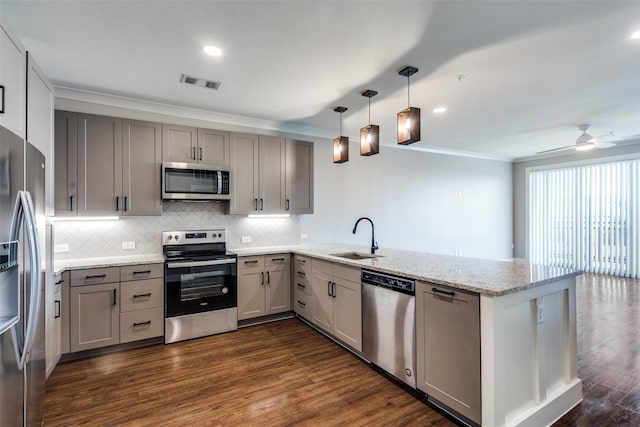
(53, 243, 580, 296)
(54, 254, 165, 275)
(233, 243, 581, 297)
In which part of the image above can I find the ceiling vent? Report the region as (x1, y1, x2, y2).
(179, 74, 221, 90)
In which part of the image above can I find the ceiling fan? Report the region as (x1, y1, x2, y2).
(536, 124, 616, 154)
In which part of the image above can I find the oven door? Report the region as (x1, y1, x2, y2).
(165, 258, 237, 318)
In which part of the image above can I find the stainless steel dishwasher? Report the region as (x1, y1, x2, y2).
(362, 270, 416, 388)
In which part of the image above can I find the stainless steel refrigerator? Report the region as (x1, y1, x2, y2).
(0, 125, 45, 426)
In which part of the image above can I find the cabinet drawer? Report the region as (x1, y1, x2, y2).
(70, 267, 120, 287)
(333, 264, 360, 283)
(120, 263, 163, 282)
(293, 255, 311, 279)
(239, 256, 265, 271)
(312, 259, 333, 275)
(265, 254, 290, 268)
(120, 278, 164, 312)
(294, 291, 311, 319)
(294, 278, 311, 296)
(120, 307, 163, 343)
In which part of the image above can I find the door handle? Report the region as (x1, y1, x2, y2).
(199, 147, 203, 161)
(69, 195, 74, 211)
(286, 199, 290, 211)
(0, 85, 4, 113)
(261, 272, 264, 285)
(55, 300, 61, 319)
(192, 146, 196, 160)
(113, 288, 117, 306)
(267, 271, 270, 284)
(116, 196, 120, 211)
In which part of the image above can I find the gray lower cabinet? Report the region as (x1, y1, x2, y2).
(54, 111, 162, 216)
(416, 281, 481, 425)
(66, 264, 164, 353)
(310, 259, 362, 352)
(237, 254, 291, 320)
(69, 281, 120, 353)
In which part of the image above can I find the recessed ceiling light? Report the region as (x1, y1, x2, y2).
(631, 30, 640, 39)
(203, 45, 222, 56)
(433, 107, 447, 114)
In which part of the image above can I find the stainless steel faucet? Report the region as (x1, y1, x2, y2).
(352, 217, 379, 254)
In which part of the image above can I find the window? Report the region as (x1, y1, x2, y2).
(529, 159, 639, 278)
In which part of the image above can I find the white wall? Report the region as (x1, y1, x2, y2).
(301, 139, 514, 260)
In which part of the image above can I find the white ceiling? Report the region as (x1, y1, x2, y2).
(3, 0, 640, 161)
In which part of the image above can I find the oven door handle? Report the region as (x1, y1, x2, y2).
(166, 258, 237, 269)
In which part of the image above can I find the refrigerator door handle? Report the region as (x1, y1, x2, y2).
(9, 190, 42, 370)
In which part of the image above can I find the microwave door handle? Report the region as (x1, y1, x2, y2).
(167, 258, 237, 269)
(9, 191, 42, 370)
(217, 171, 222, 195)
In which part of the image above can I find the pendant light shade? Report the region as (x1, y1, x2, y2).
(360, 90, 379, 156)
(333, 107, 349, 163)
(397, 66, 421, 145)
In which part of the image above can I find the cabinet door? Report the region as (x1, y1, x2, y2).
(77, 114, 123, 215)
(26, 54, 54, 216)
(197, 128, 230, 167)
(229, 133, 259, 214)
(311, 270, 333, 333)
(46, 280, 62, 379)
(416, 282, 481, 425)
(259, 135, 286, 214)
(122, 119, 162, 216)
(0, 24, 26, 137)
(285, 139, 314, 214)
(162, 124, 197, 163)
(333, 277, 362, 352)
(54, 111, 77, 216)
(237, 268, 266, 320)
(70, 282, 120, 352)
(265, 267, 291, 315)
(60, 271, 70, 354)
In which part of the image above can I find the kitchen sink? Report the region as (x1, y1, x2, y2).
(330, 252, 383, 260)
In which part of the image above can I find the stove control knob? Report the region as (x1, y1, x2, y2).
(167, 235, 172, 240)
(221, 287, 229, 295)
(174, 235, 180, 241)
(218, 233, 223, 238)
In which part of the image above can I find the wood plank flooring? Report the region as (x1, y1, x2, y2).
(45, 319, 453, 426)
(45, 273, 640, 426)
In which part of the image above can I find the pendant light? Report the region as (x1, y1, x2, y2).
(333, 106, 349, 164)
(397, 66, 421, 145)
(360, 90, 379, 156)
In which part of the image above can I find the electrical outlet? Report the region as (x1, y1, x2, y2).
(537, 304, 544, 324)
(54, 243, 69, 253)
(300, 234, 308, 240)
(241, 236, 251, 244)
(122, 241, 136, 250)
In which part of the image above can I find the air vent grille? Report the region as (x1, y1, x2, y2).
(180, 74, 221, 90)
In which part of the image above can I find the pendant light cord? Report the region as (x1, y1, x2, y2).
(339, 112, 342, 135)
(407, 75, 410, 107)
(368, 96, 371, 125)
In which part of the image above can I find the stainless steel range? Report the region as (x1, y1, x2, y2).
(163, 229, 237, 343)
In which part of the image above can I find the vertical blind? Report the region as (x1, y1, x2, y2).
(530, 159, 639, 278)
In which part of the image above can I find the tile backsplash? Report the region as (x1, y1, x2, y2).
(53, 201, 301, 260)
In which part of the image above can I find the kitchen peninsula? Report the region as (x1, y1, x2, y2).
(235, 243, 583, 427)
(56, 243, 581, 427)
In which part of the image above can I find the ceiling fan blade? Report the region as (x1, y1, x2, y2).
(594, 141, 616, 148)
(536, 145, 575, 155)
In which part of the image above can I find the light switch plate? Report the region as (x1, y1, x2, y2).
(122, 241, 136, 250)
(241, 236, 251, 243)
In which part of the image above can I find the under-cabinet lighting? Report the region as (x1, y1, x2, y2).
(54, 216, 120, 222)
(247, 214, 291, 218)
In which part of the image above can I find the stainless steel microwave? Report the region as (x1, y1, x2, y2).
(162, 162, 230, 200)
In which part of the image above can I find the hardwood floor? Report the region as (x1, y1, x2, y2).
(45, 319, 453, 426)
(554, 273, 640, 426)
(45, 273, 640, 426)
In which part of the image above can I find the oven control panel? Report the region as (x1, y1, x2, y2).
(162, 230, 226, 246)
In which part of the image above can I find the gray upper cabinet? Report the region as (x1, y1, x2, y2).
(54, 111, 162, 216)
(162, 123, 230, 167)
(77, 113, 123, 215)
(0, 23, 26, 138)
(229, 133, 286, 215)
(229, 133, 260, 214)
(54, 111, 78, 216)
(122, 120, 162, 216)
(285, 139, 314, 214)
